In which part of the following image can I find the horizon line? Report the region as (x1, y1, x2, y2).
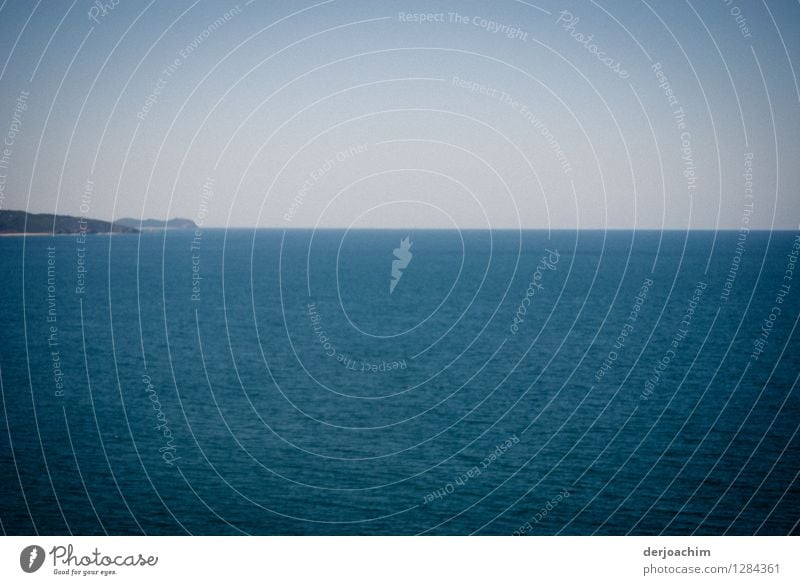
(2, 210, 797, 232)
(115, 226, 800, 232)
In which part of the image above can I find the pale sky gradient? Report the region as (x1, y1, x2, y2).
(0, 0, 798, 229)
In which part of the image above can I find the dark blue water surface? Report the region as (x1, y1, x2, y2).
(1, 229, 798, 535)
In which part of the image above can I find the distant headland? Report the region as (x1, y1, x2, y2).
(114, 217, 198, 230)
(0, 209, 137, 235)
(0, 210, 197, 235)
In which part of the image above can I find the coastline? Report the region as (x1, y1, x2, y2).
(0, 232, 58, 237)
(0, 232, 128, 237)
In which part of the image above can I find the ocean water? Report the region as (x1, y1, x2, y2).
(0, 229, 798, 535)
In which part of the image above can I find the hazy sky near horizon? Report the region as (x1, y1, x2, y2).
(0, 0, 798, 229)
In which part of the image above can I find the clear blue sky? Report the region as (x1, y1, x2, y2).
(0, 0, 798, 229)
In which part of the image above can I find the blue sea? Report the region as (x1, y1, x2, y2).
(1, 229, 798, 535)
